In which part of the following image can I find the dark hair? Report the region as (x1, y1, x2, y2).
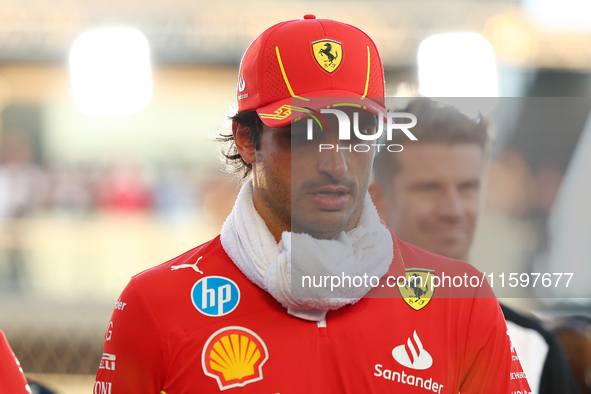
(373, 97, 490, 187)
(217, 111, 264, 179)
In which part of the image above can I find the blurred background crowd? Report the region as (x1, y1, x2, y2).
(0, 0, 590, 392)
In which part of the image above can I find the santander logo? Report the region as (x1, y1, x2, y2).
(392, 330, 433, 370)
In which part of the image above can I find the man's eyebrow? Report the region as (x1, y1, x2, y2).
(289, 121, 308, 130)
(358, 114, 378, 126)
(410, 180, 440, 186)
(460, 179, 481, 187)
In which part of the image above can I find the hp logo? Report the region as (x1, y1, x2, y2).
(191, 276, 240, 317)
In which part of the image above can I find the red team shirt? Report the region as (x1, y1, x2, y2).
(0, 331, 31, 394)
(95, 231, 531, 393)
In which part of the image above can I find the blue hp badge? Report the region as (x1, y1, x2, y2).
(191, 276, 240, 317)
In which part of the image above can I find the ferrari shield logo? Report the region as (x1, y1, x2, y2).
(398, 268, 435, 311)
(312, 39, 342, 73)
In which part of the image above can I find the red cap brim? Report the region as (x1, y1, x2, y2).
(256, 90, 386, 128)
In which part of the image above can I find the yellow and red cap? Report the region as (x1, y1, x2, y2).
(236, 14, 386, 127)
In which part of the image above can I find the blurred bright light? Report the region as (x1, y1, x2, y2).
(69, 27, 152, 117)
(418, 32, 498, 117)
(524, 0, 591, 32)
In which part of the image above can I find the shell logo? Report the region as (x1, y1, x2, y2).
(202, 326, 269, 390)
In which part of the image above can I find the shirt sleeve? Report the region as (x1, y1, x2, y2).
(459, 296, 532, 394)
(95, 277, 168, 394)
(0, 331, 31, 394)
(540, 333, 581, 394)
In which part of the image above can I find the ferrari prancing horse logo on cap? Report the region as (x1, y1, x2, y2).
(312, 39, 342, 73)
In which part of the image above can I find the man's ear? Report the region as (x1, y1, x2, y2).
(232, 121, 257, 164)
(368, 182, 388, 221)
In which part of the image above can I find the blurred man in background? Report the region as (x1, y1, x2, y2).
(370, 97, 580, 394)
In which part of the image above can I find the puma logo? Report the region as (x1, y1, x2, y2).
(171, 256, 203, 274)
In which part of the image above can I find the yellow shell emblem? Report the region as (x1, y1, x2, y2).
(312, 39, 343, 73)
(202, 326, 269, 390)
(398, 268, 435, 311)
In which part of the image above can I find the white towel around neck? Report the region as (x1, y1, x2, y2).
(221, 180, 393, 321)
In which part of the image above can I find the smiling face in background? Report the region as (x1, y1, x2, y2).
(371, 142, 483, 260)
(250, 107, 378, 240)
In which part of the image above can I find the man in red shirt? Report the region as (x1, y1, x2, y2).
(0, 330, 31, 394)
(95, 16, 531, 393)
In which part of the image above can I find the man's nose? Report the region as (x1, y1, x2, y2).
(437, 188, 464, 219)
(317, 133, 348, 180)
